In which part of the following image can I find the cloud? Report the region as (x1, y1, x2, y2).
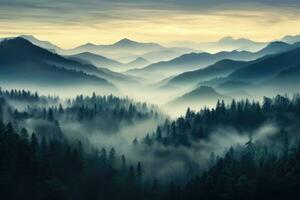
(1, 0, 300, 48)
(1, 0, 300, 22)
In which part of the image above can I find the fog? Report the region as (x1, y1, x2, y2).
(1, 81, 299, 183)
(14, 93, 283, 183)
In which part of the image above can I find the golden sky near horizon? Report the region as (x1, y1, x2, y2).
(1, 0, 300, 48)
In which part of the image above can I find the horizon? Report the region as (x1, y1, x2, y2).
(1, 2, 300, 198)
(1, 34, 299, 50)
(1, 0, 300, 48)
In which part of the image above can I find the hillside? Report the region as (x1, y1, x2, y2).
(228, 46, 300, 82)
(261, 65, 300, 90)
(166, 59, 250, 87)
(168, 86, 231, 110)
(0, 37, 137, 86)
(0, 38, 116, 89)
(68, 52, 123, 70)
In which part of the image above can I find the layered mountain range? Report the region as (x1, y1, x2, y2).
(1, 34, 300, 110)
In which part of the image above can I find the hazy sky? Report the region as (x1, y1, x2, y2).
(1, 0, 300, 48)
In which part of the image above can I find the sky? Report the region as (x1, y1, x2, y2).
(1, 0, 300, 48)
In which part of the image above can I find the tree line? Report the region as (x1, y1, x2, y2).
(1, 89, 300, 200)
(140, 94, 300, 147)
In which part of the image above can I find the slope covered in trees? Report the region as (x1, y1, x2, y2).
(144, 94, 300, 147)
(1, 88, 300, 200)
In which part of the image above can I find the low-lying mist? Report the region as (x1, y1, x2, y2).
(2, 86, 300, 184)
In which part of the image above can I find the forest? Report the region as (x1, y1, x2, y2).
(1, 88, 300, 200)
(2, 0, 300, 199)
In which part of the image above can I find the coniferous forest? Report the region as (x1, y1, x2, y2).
(1, 88, 300, 200)
(1, 1, 300, 198)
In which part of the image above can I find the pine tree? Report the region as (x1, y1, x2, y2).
(136, 162, 142, 179)
(121, 154, 126, 171)
(109, 147, 115, 166)
(100, 148, 107, 165)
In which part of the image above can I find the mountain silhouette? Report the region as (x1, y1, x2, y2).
(165, 59, 250, 87)
(112, 38, 162, 49)
(281, 35, 300, 44)
(127, 47, 272, 78)
(261, 65, 300, 90)
(168, 86, 231, 108)
(218, 36, 259, 47)
(228, 45, 300, 82)
(217, 80, 254, 92)
(140, 40, 300, 83)
(124, 57, 150, 69)
(20, 35, 62, 53)
(69, 52, 123, 70)
(70, 38, 163, 55)
(0, 38, 119, 89)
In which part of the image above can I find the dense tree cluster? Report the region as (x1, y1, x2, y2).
(175, 137, 300, 200)
(0, 87, 58, 103)
(62, 93, 160, 132)
(0, 120, 151, 200)
(142, 94, 300, 147)
(0, 89, 161, 134)
(1, 89, 300, 200)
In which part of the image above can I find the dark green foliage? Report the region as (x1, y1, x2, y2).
(1, 89, 300, 200)
(0, 88, 160, 135)
(0, 120, 149, 200)
(180, 142, 300, 200)
(144, 94, 300, 147)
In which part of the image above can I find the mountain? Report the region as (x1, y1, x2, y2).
(126, 50, 259, 79)
(19, 35, 63, 53)
(281, 35, 300, 44)
(69, 52, 151, 72)
(255, 41, 293, 56)
(112, 38, 162, 50)
(0, 38, 115, 90)
(218, 36, 262, 49)
(68, 38, 164, 56)
(124, 57, 150, 69)
(17, 39, 137, 85)
(217, 80, 254, 92)
(228, 46, 300, 83)
(140, 47, 196, 63)
(68, 52, 123, 71)
(167, 36, 266, 52)
(165, 59, 250, 87)
(67, 38, 196, 64)
(261, 65, 300, 91)
(152, 40, 300, 84)
(0, 37, 139, 87)
(167, 86, 231, 109)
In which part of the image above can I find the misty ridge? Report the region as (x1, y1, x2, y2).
(0, 33, 300, 200)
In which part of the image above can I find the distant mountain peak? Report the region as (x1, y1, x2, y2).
(193, 85, 218, 94)
(113, 38, 163, 49)
(169, 85, 230, 106)
(125, 57, 150, 68)
(265, 41, 289, 48)
(218, 36, 254, 44)
(257, 41, 291, 55)
(81, 42, 97, 47)
(114, 38, 138, 46)
(281, 35, 300, 44)
(282, 35, 300, 40)
(134, 57, 147, 62)
(19, 34, 36, 40)
(18, 35, 61, 52)
(0, 37, 32, 46)
(128, 57, 149, 64)
(219, 36, 234, 42)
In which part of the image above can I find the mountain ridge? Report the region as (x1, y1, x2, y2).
(0, 37, 116, 89)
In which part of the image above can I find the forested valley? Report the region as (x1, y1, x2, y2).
(1, 88, 300, 200)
